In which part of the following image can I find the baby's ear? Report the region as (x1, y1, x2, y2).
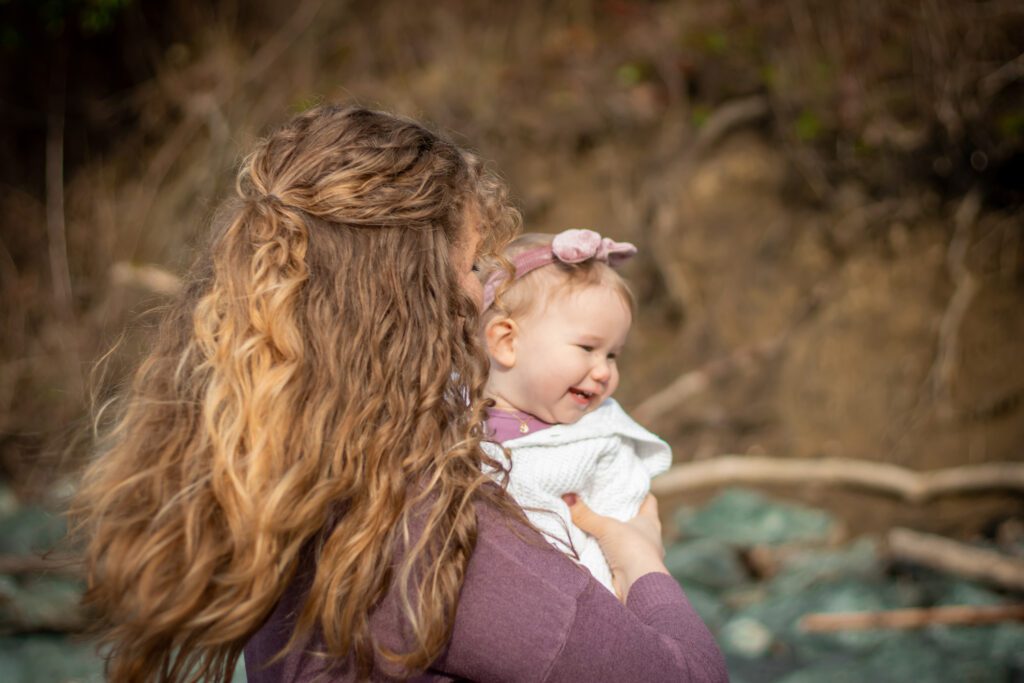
(483, 316, 518, 368)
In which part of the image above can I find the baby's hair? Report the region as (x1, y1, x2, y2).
(484, 232, 635, 322)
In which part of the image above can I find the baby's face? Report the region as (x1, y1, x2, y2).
(507, 285, 631, 424)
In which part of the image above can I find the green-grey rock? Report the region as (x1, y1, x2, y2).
(0, 635, 104, 683)
(231, 656, 247, 683)
(678, 488, 835, 546)
(777, 661, 873, 683)
(719, 616, 773, 659)
(0, 575, 83, 631)
(865, 635, 1002, 682)
(664, 537, 749, 590)
(767, 537, 880, 595)
(0, 485, 18, 519)
(736, 578, 919, 658)
(679, 583, 731, 631)
(927, 621, 1024, 665)
(780, 635, 1003, 683)
(0, 507, 67, 555)
(932, 578, 1005, 607)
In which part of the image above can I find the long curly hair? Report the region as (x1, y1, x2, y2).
(71, 105, 522, 682)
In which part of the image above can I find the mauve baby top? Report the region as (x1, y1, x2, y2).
(244, 500, 727, 682)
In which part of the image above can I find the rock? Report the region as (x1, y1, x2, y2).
(778, 634, 1004, 682)
(0, 575, 83, 631)
(678, 584, 731, 631)
(766, 537, 881, 595)
(719, 616, 774, 659)
(736, 578, 918, 658)
(776, 660, 873, 683)
(0, 635, 248, 682)
(865, 635, 1003, 682)
(677, 488, 835, 546)
(0, 507, 66, 556)
(0, 635, 103, 683)
(664, 537, 749, 590)
(0, 485, 18, 519)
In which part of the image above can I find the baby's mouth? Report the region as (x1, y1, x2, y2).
(568, 387, 596, 407)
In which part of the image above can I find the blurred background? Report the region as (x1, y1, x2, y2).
(1, 0, 1022, 680)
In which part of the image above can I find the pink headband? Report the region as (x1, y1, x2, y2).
(482, 229, 637, 310)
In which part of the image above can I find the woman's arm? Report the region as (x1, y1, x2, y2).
(432, 499, 728, 682)
(245, 496, 726, 682)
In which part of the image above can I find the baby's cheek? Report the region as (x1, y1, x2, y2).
(608, 369, 621, 396)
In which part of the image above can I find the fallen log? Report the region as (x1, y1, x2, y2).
(651, 456, 1024, 503)
(799, 603, 1024, 632)
(888, 527, 1024, 592)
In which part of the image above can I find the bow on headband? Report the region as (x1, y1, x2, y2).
(482, 229, 637, 310)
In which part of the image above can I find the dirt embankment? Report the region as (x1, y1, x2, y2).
(1, 1, 1022, 534)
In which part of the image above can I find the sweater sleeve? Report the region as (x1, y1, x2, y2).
(432, 504, 728, 683)
(545, 574, 729, 682)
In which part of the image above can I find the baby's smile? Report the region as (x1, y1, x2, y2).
(568, 386, 599, 410)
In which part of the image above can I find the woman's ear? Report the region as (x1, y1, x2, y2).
(484, 317, 518, 369)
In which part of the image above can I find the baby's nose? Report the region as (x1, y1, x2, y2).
(591, 359, 611, 382)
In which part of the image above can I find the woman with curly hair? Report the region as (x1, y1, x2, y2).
(73, 105, 726, 682)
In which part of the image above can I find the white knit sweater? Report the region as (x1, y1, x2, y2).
(482, 398, 672, 593)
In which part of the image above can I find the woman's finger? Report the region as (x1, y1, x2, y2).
(562, 493, 613, 538)
(638, 493, 659, 518)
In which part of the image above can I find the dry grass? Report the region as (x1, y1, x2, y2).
(1, 0, 1022, 509)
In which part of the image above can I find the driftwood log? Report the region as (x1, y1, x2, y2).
(799, 603, 1024, 632)
(651, 456, 1024, 503)
(888, 527, 1024, 592)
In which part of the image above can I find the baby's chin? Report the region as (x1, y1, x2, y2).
(550, 399, 604, 425)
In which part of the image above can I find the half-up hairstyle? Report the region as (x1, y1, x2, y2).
(72, 105, 522, 681)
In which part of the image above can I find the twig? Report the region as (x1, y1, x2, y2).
(981, 51, 1024, 99)
(109, 261, 183, 296)
(928, 189, 981, 418)
(242, 0, 326, 85)
(46, 43, 72, 319)
(633, 336, 785, 425)
(650, 456, 1024, 504)
(127, 0, 327, 254)
(799, 603, 1024, 632)
(690, 95, 770, 160)
(888, 527, 1024, 592)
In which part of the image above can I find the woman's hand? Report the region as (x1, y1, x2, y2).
(562, 493, 670, 603)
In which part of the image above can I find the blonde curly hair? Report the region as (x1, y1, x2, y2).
(72, 105, 523, 682)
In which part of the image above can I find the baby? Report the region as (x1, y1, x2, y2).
(479, 228, 671, 593)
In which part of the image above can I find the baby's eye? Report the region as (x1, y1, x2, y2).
(470, 263, 481, 273)
(578, 345, 594, 353)
(607, 352, 618, 360)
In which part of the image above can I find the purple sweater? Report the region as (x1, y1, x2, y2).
(244, 502, 727, 682)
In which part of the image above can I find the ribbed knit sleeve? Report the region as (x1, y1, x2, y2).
(433, 506, 728, 682)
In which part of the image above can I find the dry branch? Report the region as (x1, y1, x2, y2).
(928, 189, 981, 418)
(109, 261, 183, 296)
(633, 337, 784, 425)
(799, 603, 1024, 632)
(888, 527, 1024, 592)
(650, 456, 1024, 503)
(46, 44, 71, 319)
(690, 95, 770, 160)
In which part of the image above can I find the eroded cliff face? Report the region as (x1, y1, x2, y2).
(1, 1, 1021, 534)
